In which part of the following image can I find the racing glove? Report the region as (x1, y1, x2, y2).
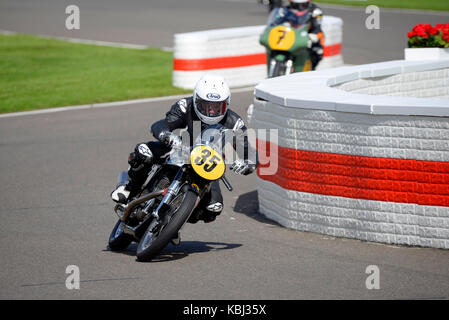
(230, 159, 257, 176)
(308, 33, 324, 48)
(158, 131, 182, 148)
(308, 33, 319, 45)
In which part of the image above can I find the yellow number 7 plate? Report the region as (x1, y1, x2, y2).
(268, 25, 296, 51)
(190, 145, 225, 181)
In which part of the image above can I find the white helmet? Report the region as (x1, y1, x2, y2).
(193, 74, 230, 125)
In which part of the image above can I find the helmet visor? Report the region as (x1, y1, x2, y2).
(195, 97, 227, 118)
(291, 2, 309, 11)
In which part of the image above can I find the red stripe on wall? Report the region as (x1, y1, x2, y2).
(173, 43, 341, 71)
(174, 53, 267, 71)
(257, 140, 449, 207)
(323, 43, 341, 57)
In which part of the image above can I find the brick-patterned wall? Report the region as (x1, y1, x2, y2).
(253, 98, 449, 249)
(253, 100, 449, 161)
(258, 178, 449, 249)
(334, 68, 449, 99)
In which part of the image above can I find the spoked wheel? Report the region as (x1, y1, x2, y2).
(136, 188, 198, 262)
(108, 172, 171, 252)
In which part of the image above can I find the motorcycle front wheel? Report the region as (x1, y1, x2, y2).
(136, 189, 198, 262)
(270, 60, 285, 78)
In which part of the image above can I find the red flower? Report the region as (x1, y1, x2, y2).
(413, 26, 425, 33)
(412, 25, 427, 37)
(429, 27, 439, 35)
(419, 31, 427, 37)
(423, 24, 433, 31)
(408, 23, 449, 47)
(413, 24, 424, 31)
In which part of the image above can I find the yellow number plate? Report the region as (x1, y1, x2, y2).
(268, 26, 296, 51)
(190, 145, 225, 181)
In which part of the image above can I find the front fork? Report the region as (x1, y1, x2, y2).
(268, 59, 277, 78)
(141, 166, 209, 240)
(146, 166, 186, 220)
(285, 59, 293, 75)
(268, 56, 294, 78)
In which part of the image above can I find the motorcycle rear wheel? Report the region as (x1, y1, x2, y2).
(108, 220, 133, 251)
(136, 189, 198, 262)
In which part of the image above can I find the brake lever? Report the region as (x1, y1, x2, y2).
(221, 175, 233, 192)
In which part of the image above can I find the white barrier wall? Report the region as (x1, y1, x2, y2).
(173, 16, 343, 89)
(251, 54, 449, 249)
(334, 68, 449, 98)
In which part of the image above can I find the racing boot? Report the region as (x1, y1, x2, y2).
(202, 202, 223, 223)
(111, 185, 131, 204)
(111, 144, 153, 204)
(110, 165, 146, 204)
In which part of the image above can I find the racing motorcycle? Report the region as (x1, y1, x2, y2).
(108, 124, 235, 262)
(259, 7, 313, 77)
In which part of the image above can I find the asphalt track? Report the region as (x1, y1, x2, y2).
(1, 0, 449, 300)
(1, 0, 448, 63)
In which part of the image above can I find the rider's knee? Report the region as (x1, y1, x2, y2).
(129, 143, 154, 168)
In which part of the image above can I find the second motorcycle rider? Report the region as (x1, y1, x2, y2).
(277, 0, 325, 69)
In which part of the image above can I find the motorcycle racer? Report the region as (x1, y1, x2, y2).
(270, 0, 325, 70)
(111, 74, 257, 227)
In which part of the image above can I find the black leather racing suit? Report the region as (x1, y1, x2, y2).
(125, 96, 256, 223)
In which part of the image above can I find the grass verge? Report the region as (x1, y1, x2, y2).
(315, 0, 449, 11)
(0, 33, 190, 114)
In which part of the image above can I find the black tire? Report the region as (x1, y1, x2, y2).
(136, 189, 198, 262)
(272, 61, 284, 77)
(108, 219, 133, 251)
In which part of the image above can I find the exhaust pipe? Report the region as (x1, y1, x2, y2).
(114, 189, 166, 222)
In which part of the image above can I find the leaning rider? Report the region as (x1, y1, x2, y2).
(272, 0, 325, 70)
(111, 74, 257, 225)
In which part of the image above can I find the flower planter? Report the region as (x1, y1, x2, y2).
(405, 47, 449, 61)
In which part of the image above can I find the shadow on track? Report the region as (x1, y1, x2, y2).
(233, 190, 281, 227)
(105, 241, 242, 262)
